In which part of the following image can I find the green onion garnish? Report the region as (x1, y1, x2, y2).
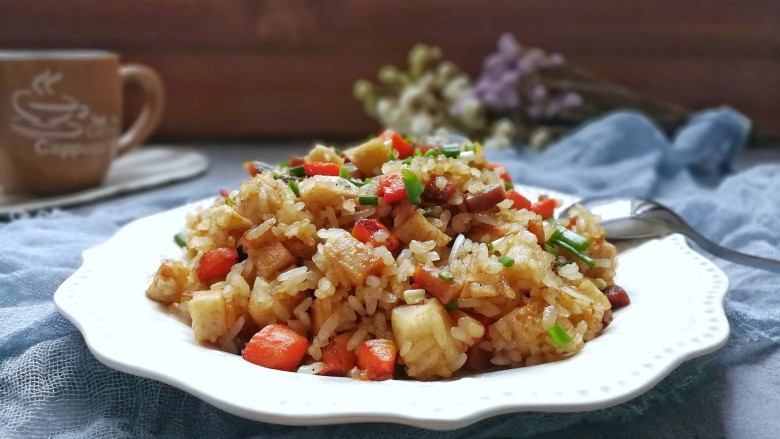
(348, 178, 367, 187)
(463, 144, 476, 152)
(272, 170, 284, 179)
(422, 209, 435, 217)
(441, 143, 461, 158)
(387, 152, 395, 161)
(498, 255, 515, 267)
(413, 148, 423, 156)
(287, 180, 301, 197)
(547, 324, 573, 347)
(549, 221, 591, 251)
(424, 149, 439, 158)
(339, 167, 349, 178)
(334, 147, 343, 154)
(402, 169, 425, 205)
(545, 244, 560, 256)
(173, 233, 186, 248)
(403, 156, 413, 165)
(404, 136, 415, 143)
(288, 165, 306, 177)
(504, 182, 514, 191)
(549, 239, 595, 266)
(444, 299, 459, 310)
(279, 160, 291, 168)
(438, 271, 455, 281)
(459, 150, 475, 162)
(226, 189, 239, 207)
(359, 195, 379, 205)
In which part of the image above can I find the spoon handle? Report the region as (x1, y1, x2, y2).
(680, 225, 780, 274)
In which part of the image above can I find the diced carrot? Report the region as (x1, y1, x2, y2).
(352, 219, 400, 252)
(413, 264, 460, 304)
(377, 173, 406, 204)
(195, 247, 239, 281)
(242, 324, 309, 371)
(530, 198, 557, 220)
(357, 339, 397, 381)
(567, 216, 578, 229)
(379, 129, 414, 159)
(527, 218, 546, 246)
(244, 162, 259, 177)
(318, 333, 357, 376)
(490, 163, 512, 183)
(289, 156, 306, 166)
(303, 162, 340, 177)
(506, 190, 532, 211)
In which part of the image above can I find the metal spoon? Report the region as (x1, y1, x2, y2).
(560, 197, 780, 273)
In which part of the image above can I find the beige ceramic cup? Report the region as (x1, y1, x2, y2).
(0, 50, 164, 195)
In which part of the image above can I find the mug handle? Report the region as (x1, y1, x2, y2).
(116, 64, 165, 156)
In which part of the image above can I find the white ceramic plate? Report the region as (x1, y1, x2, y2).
(54, 188, 730, 430)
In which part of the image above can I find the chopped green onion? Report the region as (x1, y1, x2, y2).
(545, 244, 560, 256)
(459, 150, 476, 162)
(403, 289, 426, 304)
(504, 182, 514, 191)
(226, 189, 239, 207)
(549, 221, 591, 251)
(359, 195, 379, 205)
(463, 144, 476, 152)
(441, 143, 461, 158)
(549, 238, 595, 266)
(404, 136, 415, 143)
(413, 148, 423, 156)
(272, 170, 284, 179)
(334, 147, 343, 154)
(422, 208, 435, 217)
(279, 160, 291, 168)
(402, 169, 425, 205)
(438, 271, 455, 281)
(498, 255, 515, 267)
(339, 167, 349, 178)
(348, 178, 367, 187)
(547, 324, 573, 347)
(287, 180, 301, 197)
(403, 156, 413, 165)
(173, 233, 187, 248)
(424, 149, 439, 158)
(444, 299, 459, 310)
(288, 165, 306, 177)
(387, 152, 395, 161)
(488, 237, 504, 253)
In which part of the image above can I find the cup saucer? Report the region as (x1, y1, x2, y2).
(0, 146, 209, 217)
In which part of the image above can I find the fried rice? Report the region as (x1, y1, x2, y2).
(145, 131, 624, 381)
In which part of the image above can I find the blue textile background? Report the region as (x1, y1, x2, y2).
(1, 109, 778, 438)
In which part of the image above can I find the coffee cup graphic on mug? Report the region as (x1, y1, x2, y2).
(0, 51, 164, 195)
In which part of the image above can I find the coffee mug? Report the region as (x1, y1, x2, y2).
(0, 50, 164, 195)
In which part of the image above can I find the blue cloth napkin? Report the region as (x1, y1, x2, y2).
(2, 108, 778, 438)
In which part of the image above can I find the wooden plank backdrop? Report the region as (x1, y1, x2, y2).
(1, 0, 778, 140)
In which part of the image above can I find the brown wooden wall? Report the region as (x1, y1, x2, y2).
(1, 0, 778, 139)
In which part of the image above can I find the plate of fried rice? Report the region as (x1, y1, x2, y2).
(55, 131, 730, 429)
